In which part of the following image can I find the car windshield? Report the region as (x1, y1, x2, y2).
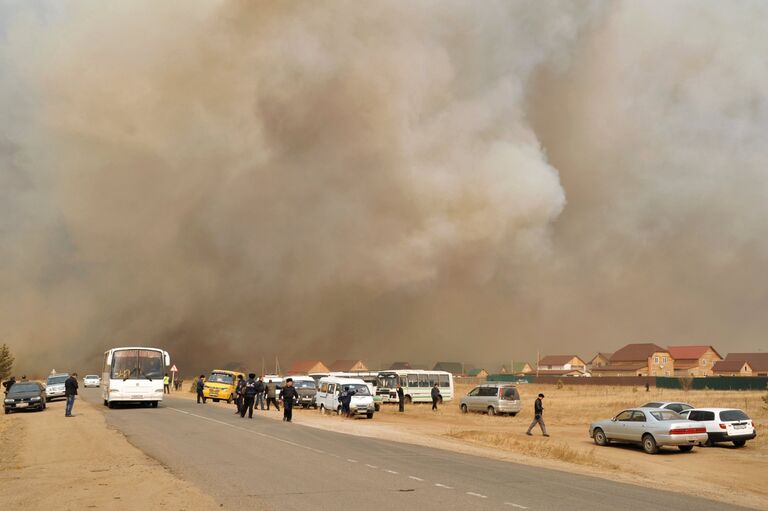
(85, 375, 99, 379)
(207, 373, 235, 384)
(293, 380, 316, 389)
(720, 410, 749, 422)
(342, 384, 370, 396)
(47, 375, 68, 385)
(111, 349, 164, 380)
(650, 410, 683, 421)
(9, 383, 39, 394)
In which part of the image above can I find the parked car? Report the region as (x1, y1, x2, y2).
(459, 383, 521, 416)
(4, 381, 47, 414)
(640, 401, 694, 414)
(678, 408, 757, 447)
(589, 408, 707, 454)
(315, 376, 375, 418)
(285, 375, 317, 408)
(45, 373, 69, 402)
(202, 369, 245, 404)
(83, 374, 101, 388)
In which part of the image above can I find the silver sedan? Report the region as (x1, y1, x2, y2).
(589, 408, 708, 454)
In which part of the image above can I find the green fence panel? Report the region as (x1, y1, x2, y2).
(656, 376, 768, 391)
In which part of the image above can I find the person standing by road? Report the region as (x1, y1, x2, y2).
(3, 376, 16, 396)
(279, 378, 299, 422)
(196, 375, 206, 404)
(526, 393, 549, 437)
(234, 374, 245, 415)
(163, 373, 171, 394)
(64, 372, 79, 417)
(240, 373, 258, 419)
(255, 376, 266, 410)
(266, 380, 280, 411)
(431, 383, 441, 411)
(396, 383, 405, 413)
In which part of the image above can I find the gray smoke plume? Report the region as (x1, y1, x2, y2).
(1, 1, 766, 375)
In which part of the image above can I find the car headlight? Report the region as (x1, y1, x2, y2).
(30, 397, 41, 401)
(4, 399, 14, 404)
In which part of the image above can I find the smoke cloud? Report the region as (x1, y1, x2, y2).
(1, 1, 766, 375)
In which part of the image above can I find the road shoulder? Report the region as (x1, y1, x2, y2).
(0, 396, 218, 511)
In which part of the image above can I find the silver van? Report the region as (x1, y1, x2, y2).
(459, 383, 521, 416)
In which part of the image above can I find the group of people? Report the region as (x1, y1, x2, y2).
(194, 374, 295, 421)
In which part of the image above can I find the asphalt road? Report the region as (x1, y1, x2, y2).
(80, 389, 755, 511)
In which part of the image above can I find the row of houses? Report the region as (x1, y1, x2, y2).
(537, 344, 768, 378)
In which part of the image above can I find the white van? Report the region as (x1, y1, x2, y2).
(316, 376, 375, 419)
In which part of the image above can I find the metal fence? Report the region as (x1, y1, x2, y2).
(656, 376, 768, 391)
(485, 374, 768, 390)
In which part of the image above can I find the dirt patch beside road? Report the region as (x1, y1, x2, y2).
(0, 397, 217, 511)
(176, 383, 767, 510)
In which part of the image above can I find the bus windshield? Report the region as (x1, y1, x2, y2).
(207, 373, 235, 384)
(111, 349, 164, 380)
(378, 373, 397, 388)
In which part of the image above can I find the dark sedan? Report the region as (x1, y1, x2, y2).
(4, 382, 47, 414)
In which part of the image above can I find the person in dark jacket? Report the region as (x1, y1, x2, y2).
(2, 376, 16, 395)
(196, 375, 206, 404)
(255, 376, 266, 410)
(234, 374, 245, 415)
(64, 373, 79, 417)
(279, 378, 299, 422)
(396, 383, 405, 413)
(526, 393, 549, 436)
(339, 386, 351, 416)
(240, 373, 258, 418)
(431, 383, 441, 411)
(266, 380, 280, 411)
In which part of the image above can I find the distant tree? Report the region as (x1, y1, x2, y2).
(762, 384, 768, 410)
(0, 344, 14, 380)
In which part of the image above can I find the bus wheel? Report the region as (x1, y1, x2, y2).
(151, 401, 158, 408)
(103, 400, 108, 407)
(213, 398, 220, 403)
(108, 401, 115, 409)
(404, 395, 412, 405)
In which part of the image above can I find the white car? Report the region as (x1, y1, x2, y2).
(83, 375, 101, 388)
(640, 401, 694, 414)
(589, 408, 707, 454)
(315, 376, 375, 418)
(45, 373, 69, 401)
(679, 408, 757, 447)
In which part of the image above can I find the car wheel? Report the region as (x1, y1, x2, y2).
(593, 428, 609, 446)
(733, 440, 747, 448)
(460, 404, 468, 414)
(487, 406, 496, 417)
(213, 398, 220, 403)
(642, 434, 658, 454)
(509, 412, 518, 417)
(108, 401, 115, 409)
(703, 436, 714, 447)
(367, 412, 374, 419)
(4, 408, 9, 414)
(678, 445, 694, 452)
(151, 401, 158, 408)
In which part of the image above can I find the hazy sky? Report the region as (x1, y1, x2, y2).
(1, 1, 767, 375)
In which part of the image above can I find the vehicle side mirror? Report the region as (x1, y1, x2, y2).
(164, 352, 171, 366)
(611, 417, 617, 422)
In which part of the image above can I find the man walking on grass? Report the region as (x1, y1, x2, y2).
(396, 383, 405, 413)
(526, 393, 549, 437)
(65, 372, 78, 417)
(431, 383, 441, 411)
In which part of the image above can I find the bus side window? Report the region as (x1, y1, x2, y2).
(399, 376, 407, 387)
(428, 374, 437, 387)
(407, 374, 418, 388)
(439, 374, 450, 388)
(419, 374, 429, 387)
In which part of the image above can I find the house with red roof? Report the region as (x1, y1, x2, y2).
(286, 360, 330, 375)
(712, 360, 753, 376)
(537, 355, 588, 376)
(721, 353, 768, 376)
(591, 343, 674, 377)
(667, 345, 723, 377)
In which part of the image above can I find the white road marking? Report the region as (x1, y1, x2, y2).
(408, 476, 424, 481)
(466, 492, 487, 499)
(347, 458, 358, 463)
(434, 483, 453, 489)
(504, 503, 529, 509)
(365, 464, 378, 469)
(384, 469, 399, 475)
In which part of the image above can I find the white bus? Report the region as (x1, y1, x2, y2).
(376, 370, 454, 404)
(102, 346, 170, 408)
